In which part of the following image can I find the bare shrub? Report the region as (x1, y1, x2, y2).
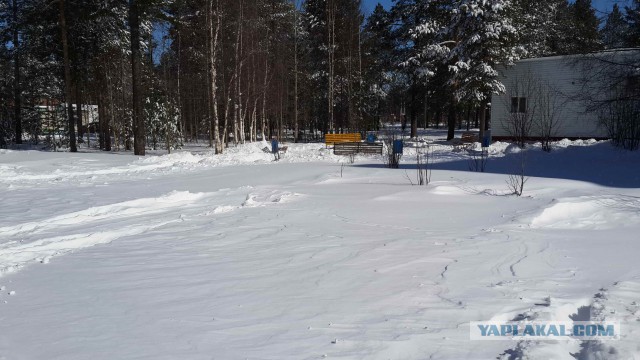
(502, 73, 538, 148)
(536, 81, 564, 152)
(572, 50, 640, 151)
(468, 146, 488, 172)
(506, 150, 529, 196)
(415, 144, 432, 185)
(381, 129, 403, 169)
(599, 95, 640, 151)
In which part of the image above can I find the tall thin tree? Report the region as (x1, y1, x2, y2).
(129, 0, 145, 155)
(208, 0, 222, 153)
(12, 0, 21, 144)
(59, 0, 77, 152)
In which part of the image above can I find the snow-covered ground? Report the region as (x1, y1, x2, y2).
(1, 137, 640, 359)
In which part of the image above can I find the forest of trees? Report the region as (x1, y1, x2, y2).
(0, 0, 638, 153)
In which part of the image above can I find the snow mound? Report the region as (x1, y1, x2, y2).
(487, 141, 512, 155)
(531, 196, 640, 230)
(431, 185, 468, 196)
(0, 190, 207, 238)
(0, 191, 210, 276)
(555, 138, 599, 148)
(211, 205, 237, 214)
(465, 141, 514, 156)
(136, 151, 206, 166)
(242, 191, 300, 207)
(504, 143, 523, 154)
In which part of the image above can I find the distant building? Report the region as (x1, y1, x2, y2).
(490, 49, 640, 140)
(35, 100, 98, 133)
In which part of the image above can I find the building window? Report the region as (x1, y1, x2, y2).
(625, 75, 640, 98)
(511, 97, 527, 113)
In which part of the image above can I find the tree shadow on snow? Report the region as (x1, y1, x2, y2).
(353, 142, 640, 189)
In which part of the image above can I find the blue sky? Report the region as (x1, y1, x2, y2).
(360, 0, 633, 16)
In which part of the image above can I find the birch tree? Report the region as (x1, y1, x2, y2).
(207, 0, 222, 153)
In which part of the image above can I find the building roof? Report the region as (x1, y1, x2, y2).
(517, 48, 640, 64)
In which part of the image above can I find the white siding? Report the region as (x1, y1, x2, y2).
(490, 56, 607, 139)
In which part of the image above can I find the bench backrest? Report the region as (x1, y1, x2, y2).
(461, 133, 477, 142)
(334, 142, 383, 155)
(325, 133, 361, 145)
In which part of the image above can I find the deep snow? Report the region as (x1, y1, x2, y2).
(1, 138, 640, 359)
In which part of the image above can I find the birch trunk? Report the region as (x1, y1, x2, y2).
(208, 0, 222, 153)
(129, 0, 144, 155)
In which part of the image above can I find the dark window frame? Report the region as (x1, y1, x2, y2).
(510, 97, 527, 113)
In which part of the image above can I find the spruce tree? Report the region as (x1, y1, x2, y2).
(408, 0, 522, 139)
(601, 4, 629, 49)
(361, 4, 394, 128)
(548, 0, 573, 55)
(568, 0, 602, 54)
(512, 0, 568, 57)
(626, 0, 640, 47)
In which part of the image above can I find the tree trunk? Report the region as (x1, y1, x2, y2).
(208, 0, 222, 153)
(129, 0, 145, 155)
(357, 16, 363, 131)
(401, 103, 406, 131)
(75, 83, 83, 141)
(466, 105, 471, 131)
(176, 12, 184, 142)
(474, 107, 479, 129)
(232, 0, 242, 146)
(479, 101, 487, 142)
(106, 68, 114, 151)
(97, 86, 105, 150)
(410, 83, 417, 138)
(327, 0, 335, 132)
(12, 0, 22, 144)
(261, 54, 268, 141)
(423, 93, 428, 129)
(59, 0, 77, 152)
(293, 2, 299, 142)
(250, 48, 257, 142)
(447, 100, 456, 141)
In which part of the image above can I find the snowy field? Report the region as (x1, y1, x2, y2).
(1, 137, 640, 359)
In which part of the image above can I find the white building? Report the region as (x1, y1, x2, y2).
(490, 49, 640, 140)
(37, 102, 99, 133)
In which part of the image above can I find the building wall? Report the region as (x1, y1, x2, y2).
(490, 56, 608, 139)
(36, 103, 99, 133)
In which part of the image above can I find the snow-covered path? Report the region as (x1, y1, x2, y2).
(1, 142, 640, 359)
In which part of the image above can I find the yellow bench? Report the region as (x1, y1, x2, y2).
(460, 132, 477, 143)
(452, 132, 478, 151)
(325, 133, 361, 146)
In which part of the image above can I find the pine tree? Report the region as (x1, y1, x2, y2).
(601, 4, 629, 49)
(392, 0, 449, 135)
(409, 0, 523, 140)
(303, 0, 365, 133)
(512, 0, 565, 57)
(567, 0, 602, 54)
(626, 0, 640, 47)
(0, 0, 24, 144)
(0, 11, 11, 147)
(361, 4, 394, 128)
(546, 0, 573, 55)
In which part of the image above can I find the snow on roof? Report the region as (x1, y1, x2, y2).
(517, 48, 640, 63)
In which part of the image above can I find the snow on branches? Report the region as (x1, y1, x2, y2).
(407, 0, 524, 103)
